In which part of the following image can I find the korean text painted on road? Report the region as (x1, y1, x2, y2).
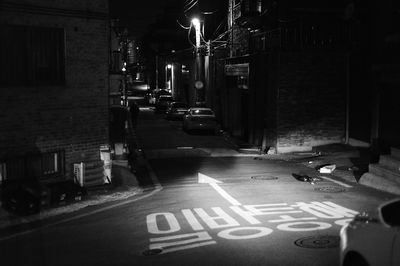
(145, 201, 358, 254)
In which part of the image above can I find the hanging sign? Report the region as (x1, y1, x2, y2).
(225, 63, 249, 76)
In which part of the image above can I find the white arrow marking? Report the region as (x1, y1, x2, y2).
(198, 173, 241, 206)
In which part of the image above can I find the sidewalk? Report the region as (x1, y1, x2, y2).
(0, 159, 142, 230)
(223, 133, 374, 186)
(284, 143, 371, 184)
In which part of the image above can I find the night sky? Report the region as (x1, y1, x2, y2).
(109, 0, 182, 39)
(109, 0, 228, 40)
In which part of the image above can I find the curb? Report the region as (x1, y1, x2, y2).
(359, 172, 400, 195)
(0, 186, 143, 230)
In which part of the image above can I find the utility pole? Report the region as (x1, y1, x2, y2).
(121, 28, 128, 106)
(204, 40, 211, 105)
(192, 18, 205, 106)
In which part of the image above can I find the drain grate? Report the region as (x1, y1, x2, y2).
(251, 175, 279, 180)
(295, 235, 340, 249)
(143, 248, 163, 256)
(314, 186, 346, 193)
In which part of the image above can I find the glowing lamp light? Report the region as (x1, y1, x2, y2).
(191, 18, 201, 48)
(167, 64, 172, 69)
(191, 18, 200, 27)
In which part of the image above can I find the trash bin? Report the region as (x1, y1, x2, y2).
(1, 178, 41, 216)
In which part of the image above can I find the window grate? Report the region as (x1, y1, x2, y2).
(0, 150, 65, 183)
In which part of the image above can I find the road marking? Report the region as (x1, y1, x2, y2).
(335, 218, 353, 226)
(318, 175, 353, 188)
(182, 209, 204, 231)
(276, 221, 331, 232)
(217, 227, 273, 240)
(146, 201, 359, 254)
(193, 207, 240, 229)
(150, 231, 216, 254)
(198, 173, 222, 184)
(198, 173, 241, 206)
(147, 213, 181, 234)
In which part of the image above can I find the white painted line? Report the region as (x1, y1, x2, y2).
(193, 207, 240, 229)
(198, 173, 241, 206)
(198, 173, 222, 184)
(182, 209, 204, 231)
(149, 231, 216, 254)
(318, 175, 353, 188)
(176, 146, 194, 149)
(159, 240, 217, 254)
(0, 187, 162, 242)
(217, 227, 273, 240)
(210, 183, 241, 206)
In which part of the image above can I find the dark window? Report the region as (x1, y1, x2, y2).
(241, 0, 261, 15)
(0, 24, 65, 86)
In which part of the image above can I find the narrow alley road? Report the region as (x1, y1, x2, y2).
(0, 106, 396, 266)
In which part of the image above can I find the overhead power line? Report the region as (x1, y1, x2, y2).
(184, 0, 198, 14)
(176, 19, 190, 30)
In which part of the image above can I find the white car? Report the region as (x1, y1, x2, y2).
(165, 101, 189, 120)
(340, 198, 400, 266)
(182, 107, 220, 133)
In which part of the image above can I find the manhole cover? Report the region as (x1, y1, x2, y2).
(251, 175, 278, 180)
(314, 186, 346, 193)
(295, 235, 340, 249)
(142, 248, 163, 256)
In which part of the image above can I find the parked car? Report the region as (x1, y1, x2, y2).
(182, 107, 220, 134)
(165, 102, 189, 120)
(144, 91, 153, 104)
(155, 95, 174, 113)
(340, 198, 400, 266)
(146, 91, 155, 105)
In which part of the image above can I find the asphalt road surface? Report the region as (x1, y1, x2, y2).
(0, 107, 396, 266)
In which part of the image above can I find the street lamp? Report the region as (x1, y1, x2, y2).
(191, 18, 201, 48)
(165, 64, 173, 91)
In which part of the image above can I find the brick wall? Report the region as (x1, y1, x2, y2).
(0, 0, 109, 180)
(276, 52, 347, 153)
(218, 0, 348, 153)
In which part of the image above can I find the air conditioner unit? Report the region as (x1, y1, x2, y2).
(73, 162, 85, 187)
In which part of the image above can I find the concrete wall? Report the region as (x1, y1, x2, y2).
(0, 0, 109, 179)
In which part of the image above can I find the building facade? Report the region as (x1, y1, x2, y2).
(216, 0, 349, 153)
(0, 0, 110, 186)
